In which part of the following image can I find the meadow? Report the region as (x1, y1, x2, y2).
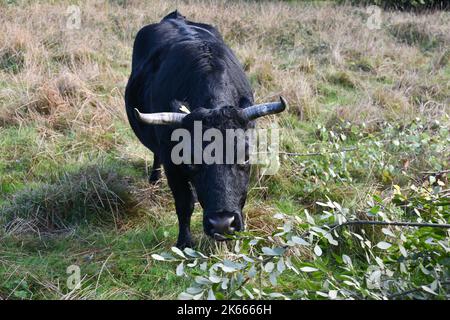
(0, 0, 449, 299)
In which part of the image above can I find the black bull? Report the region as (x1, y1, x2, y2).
(125, 10, 286, 248)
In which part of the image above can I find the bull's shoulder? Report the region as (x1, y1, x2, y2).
(131, 23, 162, 70)
(185, 21, 223, 41)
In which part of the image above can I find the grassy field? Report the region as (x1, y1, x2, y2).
(0, 0, 449, 299)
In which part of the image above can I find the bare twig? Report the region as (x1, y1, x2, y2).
(387, 281, 450, 299)
(420, 169, 450, 175)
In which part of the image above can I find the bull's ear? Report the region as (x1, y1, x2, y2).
(134, 108, 186, 125)
(243, 96, 287, 120)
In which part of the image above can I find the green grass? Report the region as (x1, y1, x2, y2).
(0, 225, 190, 299)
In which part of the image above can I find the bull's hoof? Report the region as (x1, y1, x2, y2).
(176, 238, 194, 249)
(148, 169, 162, 184)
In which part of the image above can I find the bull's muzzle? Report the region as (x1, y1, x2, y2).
(206, 213, 242, 241)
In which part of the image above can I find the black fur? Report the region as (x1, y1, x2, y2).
(125, 11, 254, 248)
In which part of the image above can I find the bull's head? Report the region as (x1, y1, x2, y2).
(134, 97, 287, 240)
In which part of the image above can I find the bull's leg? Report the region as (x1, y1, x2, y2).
(165, 168, 195, 248)
(148, 155, 162, 184)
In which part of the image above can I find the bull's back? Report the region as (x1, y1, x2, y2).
(125, 11, 251, 156)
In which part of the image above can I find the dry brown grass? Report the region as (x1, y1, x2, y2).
(1, 1, 448, 134)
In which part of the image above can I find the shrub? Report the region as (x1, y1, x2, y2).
(153, 182, 449, 300)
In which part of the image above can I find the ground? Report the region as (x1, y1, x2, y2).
(0, 0, 449, 299)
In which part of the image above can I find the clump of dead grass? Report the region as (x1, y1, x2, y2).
(0, 166, 139, 236)
(245, 204, 277, 236)
(371, 87, 413, 120)
(388, 21, 445, 51)
(0, 25, 31, 74)
(0, 69, 115, 134)
(326, 70, 359, 89)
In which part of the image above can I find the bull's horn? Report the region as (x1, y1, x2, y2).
(134, 108, 186, 125)
(243, 96, 287, 120)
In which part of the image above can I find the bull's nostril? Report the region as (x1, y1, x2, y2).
(208, 216, 235, 235)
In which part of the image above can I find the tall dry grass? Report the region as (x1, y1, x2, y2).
(1, 1, 449, 130)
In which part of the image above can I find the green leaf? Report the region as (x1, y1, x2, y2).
(222, 259, 244, 272)
(291, 236, 309, 246)
(207, 289, 216, 300)
(381, 228, 395, 238)
(314, 245, 323, 256)
(399, 245, 408, 257)
(151, 254, 166, 261)
(316, 201, 331, 207)
(277, 258, 286, 273)
(248, 265, 257, 278)
(195, 276, 211, 285)
(342, 254, 352, 267)
(220, 265, 236, 273)
(187, 259, 198, 268)
(184, 248, 200, 258)
(186, 287, 203, 295)
(171, 247, 186, 258)
(269, 292, 287, 299)
(325, 233, 338, 246)
(209, 275, 222, 283)
(305, 210, 315, 225)
(300, 266, 318, 273)
(239, 254, 255, 263)
(221, 278, 229, 290)
(421, 286, 437, 296)
(285, 257, 299, 274)
(328, 290, 338, 299)
(178, 292, 193, 300)
(262, 247, 286, 256)
(264, 262, 275, 273)
(311, 226, 327, 235)
(234, 240, 240, 253)
(193, 292, 204, 300)
(376, 241, 392, 250)
(176, 262, 184, 276)
(243, 287, 254, 299)
(269, 271, 278, 286)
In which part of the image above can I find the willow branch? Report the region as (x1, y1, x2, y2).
(327, 220, 450, 230)
(279, 147, 358, 157)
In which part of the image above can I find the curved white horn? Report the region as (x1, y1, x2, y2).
(243, 96, 287, 120)
(134, 108, 186, 125)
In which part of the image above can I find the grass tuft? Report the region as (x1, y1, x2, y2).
(0, 165, 140, 236)
(388, 21, 445, 51)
